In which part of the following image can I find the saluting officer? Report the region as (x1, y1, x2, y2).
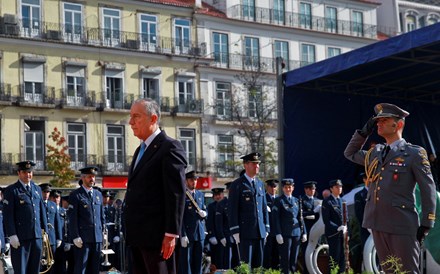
(3, 161, 49, 274)
(263, 179, 280, 270)
(344, 103, 437, 273)
(321, 179, 347, 273)
(68, 166, 105, 274)
(206, 187, 224, 269)
(178, 171, 207, 274)
(40, 183, 63, 258)
(272, 179, 307, 274)
(228, 152, 270, 269)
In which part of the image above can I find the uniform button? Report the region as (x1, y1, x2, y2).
(401, 205, 405, 208)
(376, 197, 379, 201)
(377, 187, 381, 190)
(256, 202, 259, 205)
(379, 177, 382, 180)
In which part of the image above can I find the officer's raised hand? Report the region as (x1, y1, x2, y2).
(358, 116, 376, 137)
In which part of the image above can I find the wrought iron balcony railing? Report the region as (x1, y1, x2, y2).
(100, 154, 132, 173)
(60, 88, 97, 108)
(173, 98, 204, 115)
(69, 154, 98, 171)
(0, 83, 12, 103)
(18, 84, 55, 105)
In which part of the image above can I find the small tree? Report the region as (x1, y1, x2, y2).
(46, 127, 75, 187)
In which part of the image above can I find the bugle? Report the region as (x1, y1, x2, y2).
(40, 230, 54, 274)
(101, 224, 115, 267)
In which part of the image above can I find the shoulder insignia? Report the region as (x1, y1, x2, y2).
(428, 213, 436, 220)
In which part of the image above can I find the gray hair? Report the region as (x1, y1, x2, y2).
(134, 98, 161, 124)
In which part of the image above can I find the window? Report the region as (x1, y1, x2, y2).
(243, 0, 255, 21)
(179, 129, 196, 170)
(244, 37, 260, 69)
(273, 0, 285, 24)
(140, 14, 157, 51)
(325, 6, 337, 33)
(142, 77, 159, 102)
(24, 120, 45, 170)
(107, 125, 125, 171)
(216, 82, 231, 119)
(213, 32, 229, 67)
(174, 19, 191, 54)
(67, 123, 86, 170)
(63, 2, 82, 43)
(21, 0, 41, 37)
(23, 62, 44, 103)
(274, 40, 289, 69)
(218, 135, 234, 177)
(406, 14, 416, 32)
(66, 66, 85, 106)
(352, 11, 364, 36)
(301, 44, 315, 66)
(248, 86, 262, 118)
(105, 69, 124, 109)
(300, 2, 312, 29)
(327, 47, 341, 58)
(177, 76, 194, 112)
(427, 15, 439, 26)
(102, 8, 121, 47)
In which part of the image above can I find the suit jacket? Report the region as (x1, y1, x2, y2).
(272, 195, 305, 237)
(181, 190, 206, 242)
(124, 131, 187, 249)
(345, 132, 437, 235)
(228, 175, 270, 239)
(43, 200, 63, 245)
(3, 181, 48, 241)
(321, 195, 346, 238)
(68, 187, 104, 243)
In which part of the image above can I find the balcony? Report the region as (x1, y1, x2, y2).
(0, 83, 12, 104)
(97, 92, 134, 111)
(69, 154, 98, 171)
(60, 89, 97, 109)
(17, 85, 56, 107)
(173, 98, 204, 115)
(228, 5, 377, 39)
(100, 155, 131, 174)
(0, 17, 207, 57)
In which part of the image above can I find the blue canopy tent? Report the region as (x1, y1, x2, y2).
(282, 23, 440, 194)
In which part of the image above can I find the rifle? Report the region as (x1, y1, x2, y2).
(342, 201, 350, 273)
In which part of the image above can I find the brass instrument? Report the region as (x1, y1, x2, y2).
(101, 223, 115, 267)
(185, 190, 202, 213)
(342, 202, 350, 273)
(40, 230, 54, 274)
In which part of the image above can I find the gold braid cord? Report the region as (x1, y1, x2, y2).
(364, 147, 379, 187)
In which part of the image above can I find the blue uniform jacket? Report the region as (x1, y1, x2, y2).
(44, 200, 63, 245)
(321, 196, 347, 238)
(228, 176, 270, 239)
(206, 201, 217, 240)
(68, 187, 104, 243)
(272, 195, 305, 237)
(3, 181, 48, 241)
(181, 190, 206, 242)
(215, 197, 230, 240)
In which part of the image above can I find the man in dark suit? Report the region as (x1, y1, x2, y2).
(345, 103, 437, 273)
(68, 166, 105, 274)
(124, 98, 187, 274)
(178, 171, 207, 274)
(263, 179, 279, 270)
(228, 152, 270, 268)
(3, 161, 48, 274)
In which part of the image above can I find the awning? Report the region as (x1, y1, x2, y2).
(102, 176, 128, 189)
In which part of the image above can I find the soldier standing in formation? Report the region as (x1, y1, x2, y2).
(206, 187, 224, 268)
(40, 183, 63, 260)
(345, 103, 437, 273)
(272, 178, 307, 274)
(3, 161, 48, 274)
(68, 166, 104, 274)
(263, 179, 279, 270)
(228, 152, 270, 269)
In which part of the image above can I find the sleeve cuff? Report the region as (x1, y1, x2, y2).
(165, 233, 179, 238)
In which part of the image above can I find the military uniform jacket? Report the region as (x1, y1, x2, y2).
(68, 187, 104, 243)
(266, 193, 277, 237)
(206, 201, 217, 240)
(43, 200, 63, 245)
(228, 176, 270, 239)
(322, 195, 346, 238)
(104, 205, 118, 239)
(215, 197, 230, 240)
(344, 132, 437, 235)
(124, 131, 187, 249)
(181, 190, 206, 242)
(272, 195, 304, 237)
(58, 207, 69, 241)
(3, 181, 48, 241)
(301, 195, 319, 233)
(354, 188, 368, 226)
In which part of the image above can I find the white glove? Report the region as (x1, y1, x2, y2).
(301, 234, 307, 243)
(103, 233, 108, 242)
(276, 234, 284, 245)
(73, 237, 83, 248)
(56, 240, 62, 248)
(220, 238, 227, 247)
(209, 237, 218, 245)
(337, 225, 347, 234)
(5, 243, 10, 253)
(313, 204, 322, 213)
(305, 215, 315, 220)
(198, 210, 207, 218)
(232, 233, 240, 244)
(113, 236, 120, 243)
(267, 205, 271, 213)
(64, 243, 72, 252)
(180, 236, 189, 248)
(9, 235, 20, 249)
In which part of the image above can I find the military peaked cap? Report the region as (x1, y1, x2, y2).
(373, 103, 409, 120)
(39, 183, 52, 192)
(281, 178, 294, 186)
(79, 166, 99, 175)
(241, 152, 261, 163)
(265, 179, 279, 187)
(16, 160, 36, 171)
